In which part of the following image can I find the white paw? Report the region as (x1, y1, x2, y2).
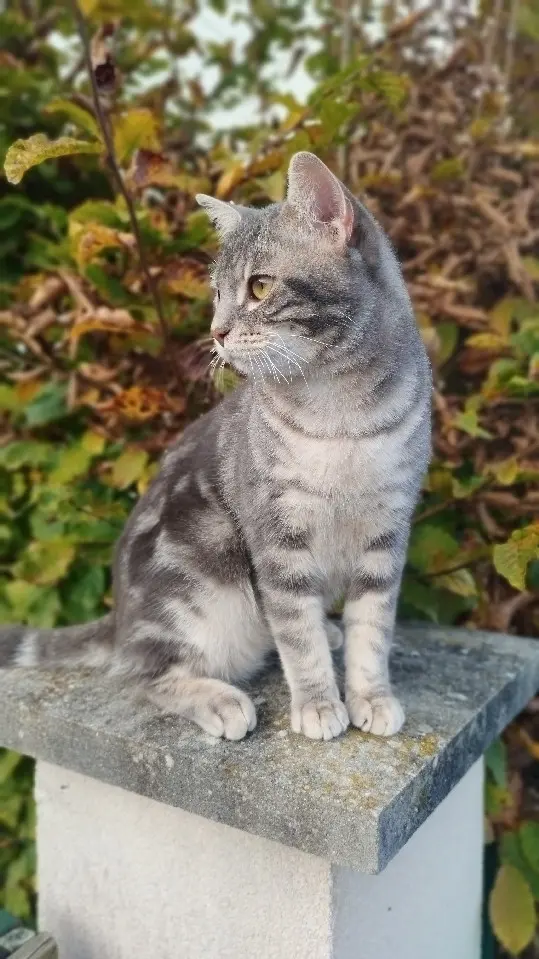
(292, 697, 349, 741)
(326, 620, 344, 650)
(346, 693, 404, 737)
(196, 690, 257, 741)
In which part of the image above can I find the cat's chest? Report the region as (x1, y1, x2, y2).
(276, 430, 393, 499)
(272, 433, 400, 585)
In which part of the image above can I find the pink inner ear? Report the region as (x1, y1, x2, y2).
(307, 164, 346, 224)
(287, 153, 352, 242)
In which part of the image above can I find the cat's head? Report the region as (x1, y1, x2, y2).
(196, 152, 405, 382)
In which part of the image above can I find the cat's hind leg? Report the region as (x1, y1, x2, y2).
(146, 667, 257, 740)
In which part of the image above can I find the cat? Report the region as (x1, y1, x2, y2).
(0, 152, 431, 741)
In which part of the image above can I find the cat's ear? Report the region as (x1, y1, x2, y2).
(195, 194, 244, 238)
(286, 152, 354, 247)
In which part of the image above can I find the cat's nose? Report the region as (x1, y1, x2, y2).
(213, 328, 230, 346)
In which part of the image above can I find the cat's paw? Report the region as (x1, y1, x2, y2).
(326, 620, 344, 650)
(346, 693, 404, 737)
(196, 690, 257, 741)
(292, 697, 349, 741)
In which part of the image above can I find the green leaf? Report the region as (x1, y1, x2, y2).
(489, 865, 535, 956)
(24, 383, 68, 427)
(485, 738, 507, 788)
(0, 384, 21, 413)
(0, 442, 53, 470)
(49, 446, 93, 485)
(431, 156, 465, 181)
(520, 821, 539, 876)
(436, 322, 459, 364)
(63, 565, 106, 622)
(453, 396, 492, 439)
(0, 750, 23, 783)
(4, 581, 60, 628)
(493, 524, 539, 590)
(70, 199, 125, 228)
(4, 134, 102, 185)
(407, 524, 459, 573)
(110, 448, 149, 489)
(499, 833, 539, 897)
(398, 576, 441, 622)
(45, 98, 102, 139)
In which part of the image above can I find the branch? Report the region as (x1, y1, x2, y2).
(69, 0, 170, 348)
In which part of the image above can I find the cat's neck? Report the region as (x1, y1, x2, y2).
(252, 365, 379, 439)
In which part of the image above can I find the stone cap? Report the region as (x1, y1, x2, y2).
(1, 624, 538, 873)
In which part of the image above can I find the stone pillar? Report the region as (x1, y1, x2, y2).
(37, 759, 484, 959)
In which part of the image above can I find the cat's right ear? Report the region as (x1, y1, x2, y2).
(195, 195, 243, 238)
(285, 152, 354, 248)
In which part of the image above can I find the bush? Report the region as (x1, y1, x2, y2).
(0, 0, 538, 948)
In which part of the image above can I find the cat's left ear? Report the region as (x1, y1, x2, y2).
(286, 152, 354, 248)
(195, 194, 246, 238)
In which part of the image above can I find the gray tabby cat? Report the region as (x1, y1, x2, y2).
(0, 152, 431, 741)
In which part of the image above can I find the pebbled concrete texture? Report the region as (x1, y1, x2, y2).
(0, 623, 538, 873)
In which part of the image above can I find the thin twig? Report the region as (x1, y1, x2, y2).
(337, 0, 353, 181)
(503, 0, 519, 106)
(69, 0, 170, 348)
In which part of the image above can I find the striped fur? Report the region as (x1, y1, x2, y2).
(0, 153, 431, 741)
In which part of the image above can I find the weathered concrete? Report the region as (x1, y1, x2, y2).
(1, 623, 537, 873)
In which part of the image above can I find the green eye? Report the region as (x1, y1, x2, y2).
(250, 276, 274, 301)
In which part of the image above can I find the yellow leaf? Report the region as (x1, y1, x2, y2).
(49, 446, 92, 485)
(522, 256, 539, 280)
(259, 170, 285, 202)
(110, 448, 149, 489)
(249, 150, 284, 177)
(165, 260, 210, 300)
(137, 461, 159, 495)
(4, 134, 101, 185)
(518, 141, 539, 157)
(15, 380, 42, 405)
(215, 164, 245, 199)
(519, 728, 539, 761)
(81, 430, 106, 455)
(467, 332, 507, 351)
(493, 524, 539, 590)
(489, 298, 522, 337)
(72, 222, 132, 266)
(14, 540, 76, 587)
(489, 457, 519, 486)
(436, 569, 478, 597)
(431, 157, 465, 182)
(126, 149, 210, 195)
(489, 865, 535, 956)
(113, 109, 160, 164)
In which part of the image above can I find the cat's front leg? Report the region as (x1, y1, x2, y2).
(256, 565, 348, 740)
(344, 534, 406, 737)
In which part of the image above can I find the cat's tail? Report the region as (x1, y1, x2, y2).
(0, 614, 114, 670)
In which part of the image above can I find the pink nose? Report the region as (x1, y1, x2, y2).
(213, 329, 229, 346)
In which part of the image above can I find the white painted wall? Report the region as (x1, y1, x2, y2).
(36, 759, 483, 959)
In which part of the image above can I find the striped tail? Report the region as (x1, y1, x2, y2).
(0, 614, 114, 669)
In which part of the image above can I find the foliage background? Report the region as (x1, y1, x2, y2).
(0, 0, 538, 953)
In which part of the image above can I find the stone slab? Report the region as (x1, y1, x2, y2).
(0, 624, 538, 873)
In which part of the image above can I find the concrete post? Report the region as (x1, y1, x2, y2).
(36, 759, 484, 959)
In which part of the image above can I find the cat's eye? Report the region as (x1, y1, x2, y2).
(249, 276, 274, 301)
